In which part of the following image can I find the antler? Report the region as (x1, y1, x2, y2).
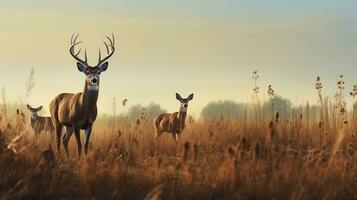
(69, 34, 89, 66)
(97, 34, 115, 67)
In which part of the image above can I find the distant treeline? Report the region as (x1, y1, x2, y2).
(4, 96, 322, 123)
(201, 96, 320, 120)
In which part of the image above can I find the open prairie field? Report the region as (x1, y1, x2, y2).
(0, 104, 356, 200)
(1, 1, 357, 200)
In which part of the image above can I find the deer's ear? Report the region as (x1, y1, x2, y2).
(26, 104, 31, 110)
(77, 62, 87, 73)
(176, 93, 183, 101)
(187, 93, 194, 101)
(98, 62, 108, 72)
(36, 106, 43, 112)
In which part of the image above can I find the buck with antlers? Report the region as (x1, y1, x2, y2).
(154, 93, 194, 142)
(50, 34, 115, 157)
(26, 104, 54, 134)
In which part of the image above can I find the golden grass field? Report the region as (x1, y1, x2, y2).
(0, 98, 356, 200)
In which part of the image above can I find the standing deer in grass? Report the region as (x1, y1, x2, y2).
(154, 93, 194, 142)
(50, 34, 115, 157)
(27, 104, 54, 134)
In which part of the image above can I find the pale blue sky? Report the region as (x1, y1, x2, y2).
(2, 0, 357, 20)
(0, 1, 357, 117)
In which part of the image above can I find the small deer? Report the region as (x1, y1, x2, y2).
(154, 93, 194, 142)
(50, 34, 115, 157)
(26, 104, 54, 134)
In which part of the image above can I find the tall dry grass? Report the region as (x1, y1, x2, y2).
(0, 72, 356, 199)
(0, 104, 356, 199)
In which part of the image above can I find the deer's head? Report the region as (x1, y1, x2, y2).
(176, 93, 194, 113)
(26, 104, 43, 120)
(70, 34, 115, 91)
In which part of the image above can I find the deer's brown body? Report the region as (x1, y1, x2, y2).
(50, 34, 115, 157)
(155, 112, 186, 136)
(50, 90, 98, 129)
(27, 105, 54, 134)
(31, 116, 54, 134)
(154, 93, 193, 141)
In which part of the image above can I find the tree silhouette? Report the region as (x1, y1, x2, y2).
(127, 103, 166, 123)
(201, 100, 246, 119)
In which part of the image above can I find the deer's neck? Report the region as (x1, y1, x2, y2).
(30, 117, 36, 126)
(178, 111, 187, 130)
(81, 81, 99, 115)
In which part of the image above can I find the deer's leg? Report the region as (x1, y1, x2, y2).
(172, 133, 178, 142)
(48, 130, 54, 149)
(154, 118, 160, 139)
(63, 126, 74, 157)
(55, 124, 63, 154)
(73, 125, 82, 158)
(175, 133, 179, 142)
(155, 130, 163, 139)
(84, 126, 92, 155)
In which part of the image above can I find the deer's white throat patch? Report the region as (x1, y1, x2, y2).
(180, 107, 188, 113)
(87, 85, 99, 91)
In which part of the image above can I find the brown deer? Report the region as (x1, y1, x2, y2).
(50, 34, 115, 157)
(154, 93, 194, 142)
(27, 104, 54, 134)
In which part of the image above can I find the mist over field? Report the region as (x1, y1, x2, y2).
(1, 1, 357, 116)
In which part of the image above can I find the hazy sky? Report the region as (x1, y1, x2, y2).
(1, 0, 357, 117)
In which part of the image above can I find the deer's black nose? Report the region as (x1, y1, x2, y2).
(91, 78, 98, 84)
(184, 104, 188, 108)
